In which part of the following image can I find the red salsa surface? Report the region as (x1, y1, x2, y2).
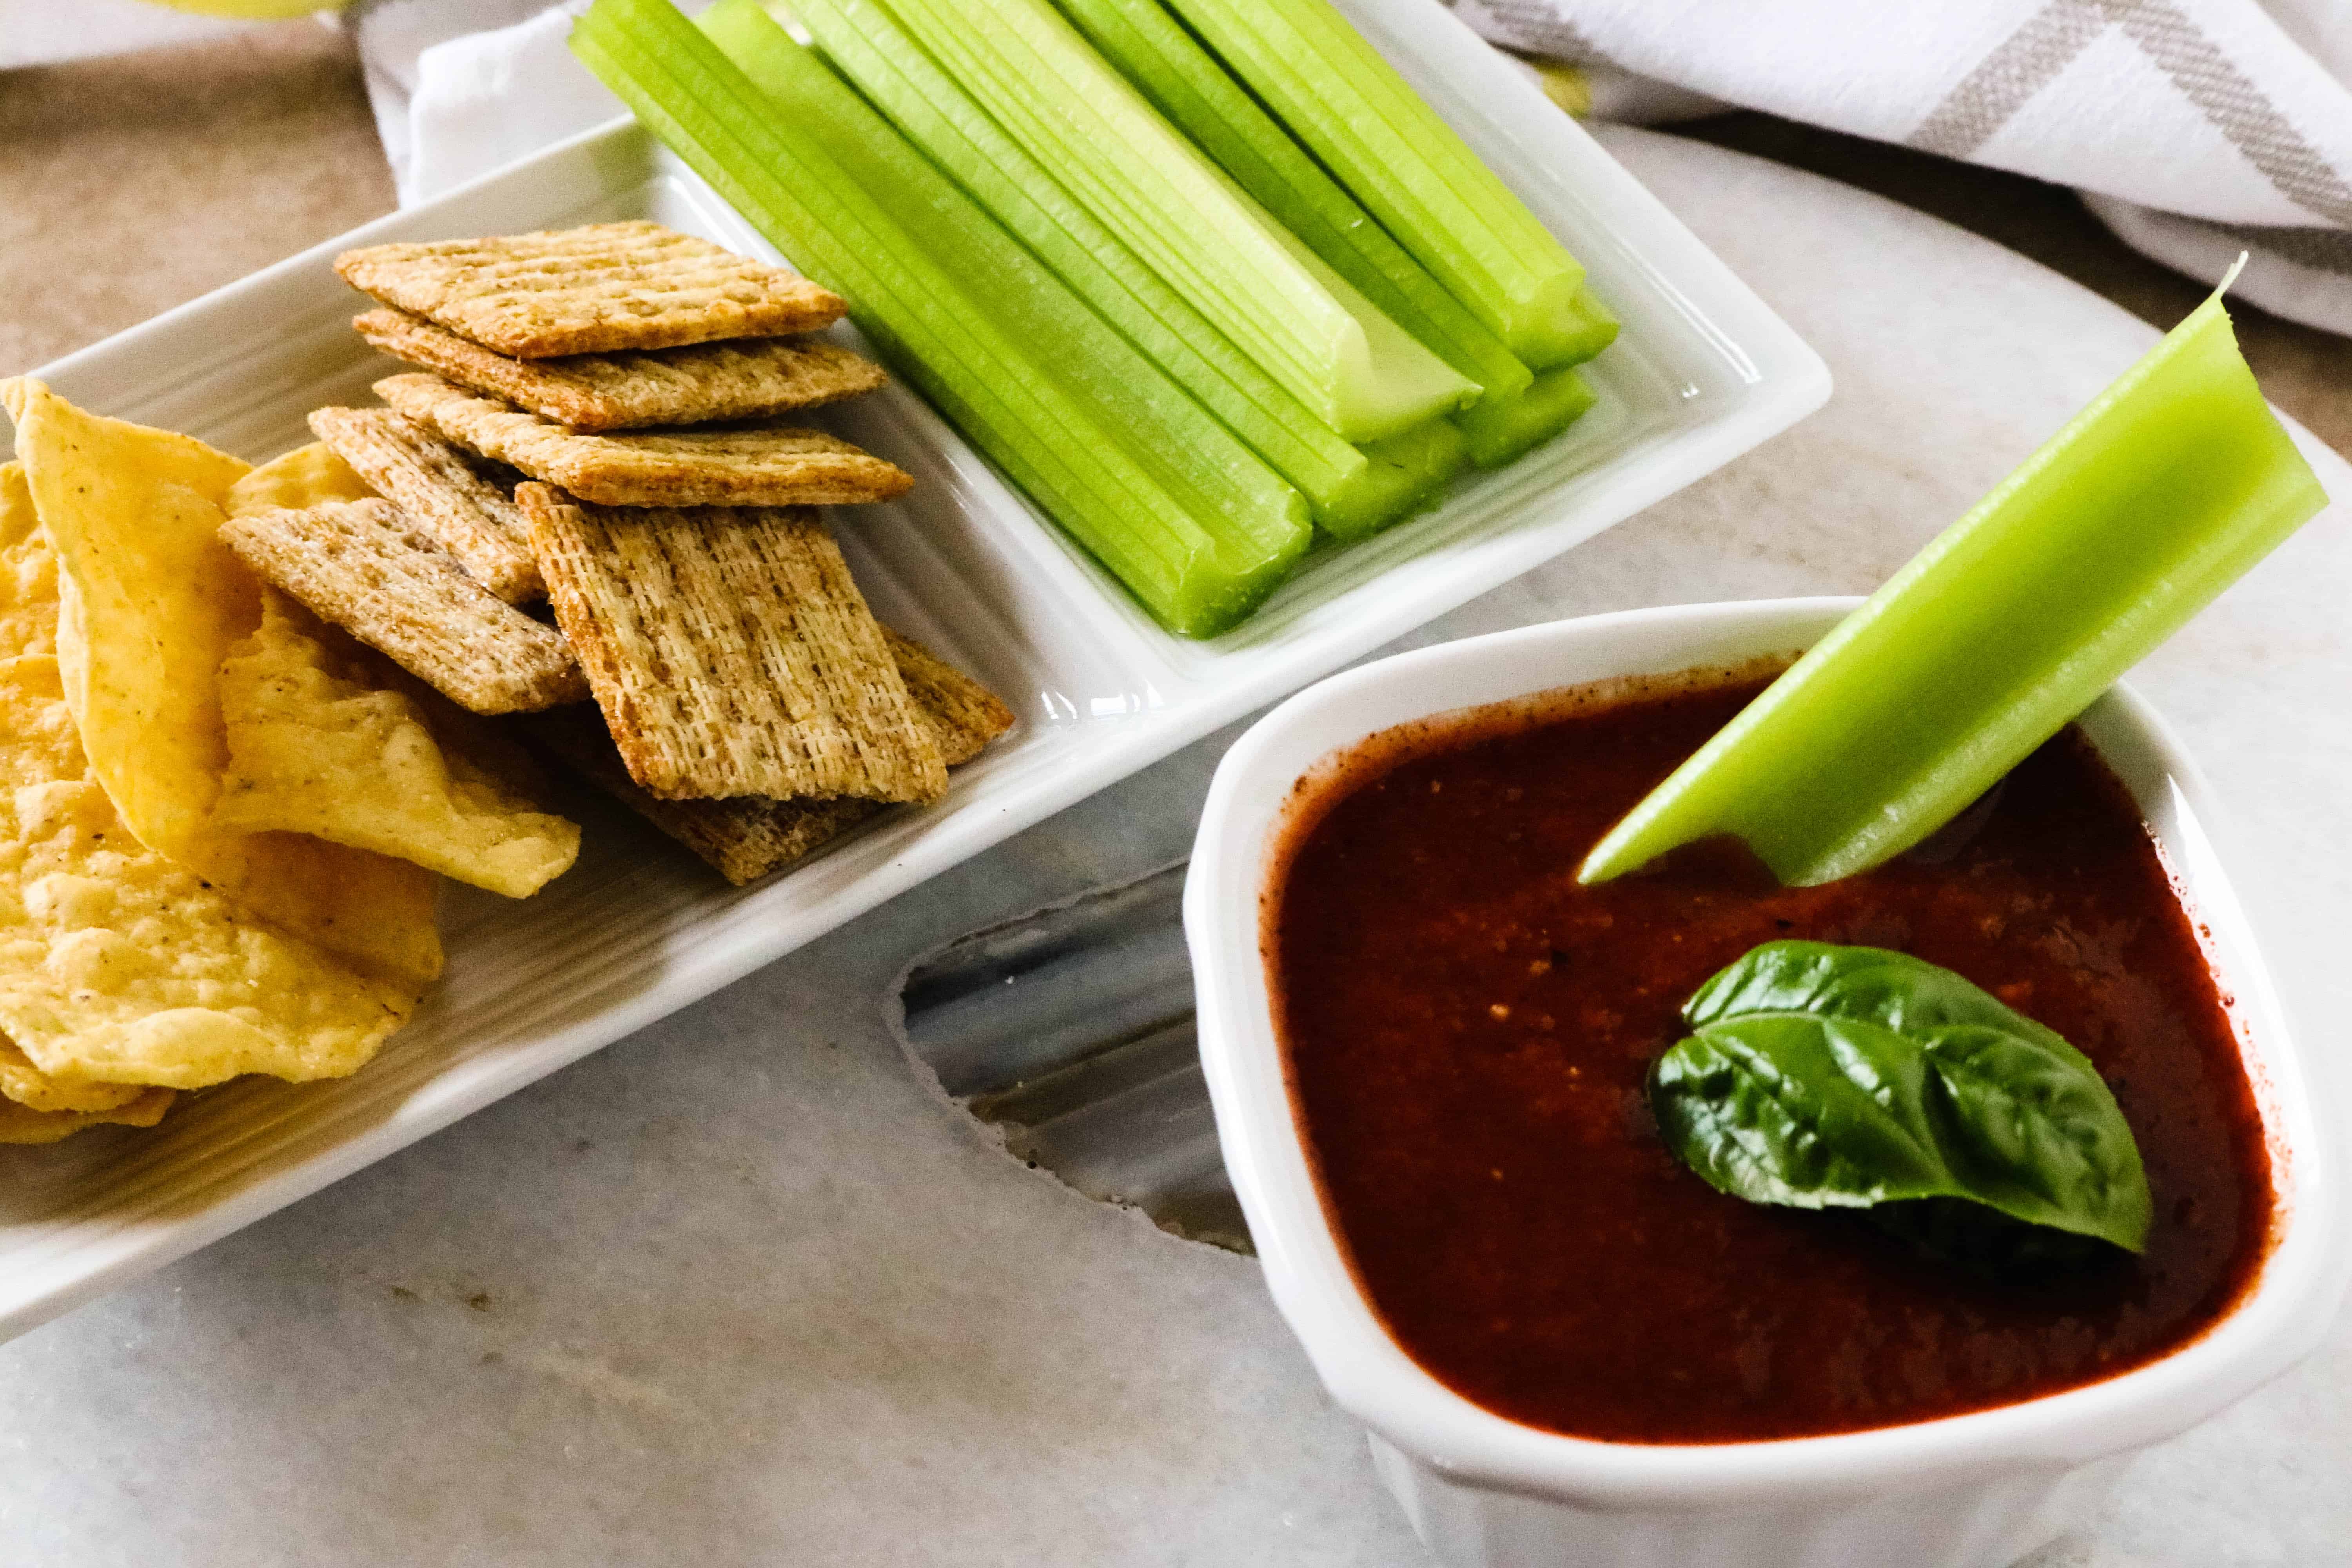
(1268, 675, 2274, 1444)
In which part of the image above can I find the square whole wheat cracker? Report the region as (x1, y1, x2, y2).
(527, 628, 1009, 884)
(354, 307, 888, 434)
(378, 373, 913, 508)
(880, 628, 1015, 766)
(334, 221, 846, 358)
(519, 484, 946, 803)
(308, 406, 542, 603)
(220, 498, 587, 715)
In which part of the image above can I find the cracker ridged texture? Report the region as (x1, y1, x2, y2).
(334, 221, 847, 358)
(528, 705, 880, 886)
(309, 406, 542, 603)
(520, 486, 946, 804)
(355, 307, 888, 433)
(220, 498, 586, 715)
(881, 628, 1015, 766)
(528, 628, 1009, 884)
(377, 373, 913, 508)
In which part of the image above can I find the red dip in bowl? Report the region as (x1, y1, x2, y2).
(1266, 669, 2275, 1445)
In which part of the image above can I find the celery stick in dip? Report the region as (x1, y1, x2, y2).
(874, 0, 1475, 443)
(1581, 274, 2329, 886)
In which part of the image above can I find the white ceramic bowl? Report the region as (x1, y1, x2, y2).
(1185, 598, 2348, 1568)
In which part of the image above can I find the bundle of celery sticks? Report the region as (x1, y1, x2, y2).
(572, 0, 1616, 636)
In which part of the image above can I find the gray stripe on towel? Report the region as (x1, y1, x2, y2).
(2111, 0, 2352, 228)
(1907, 0, 2108, 160)
(1912, 0, 2352, 232)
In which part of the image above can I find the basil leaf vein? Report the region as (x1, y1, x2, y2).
(1651, 941, 2152, 1256)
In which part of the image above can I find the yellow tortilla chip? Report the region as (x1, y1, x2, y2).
(225, 440, 374, 517)
(0, 463, 58, 659)
(3, 377, 253, 852)
(215, 591, 581, 897)
(0, 1085, 174, 1145)
(165, 831, 443, 989)
(0, 653, 420, 1089)
(3, 380, 441, 986)
(0, 1034, 149, 1112)
(0, 513, 174, 1064)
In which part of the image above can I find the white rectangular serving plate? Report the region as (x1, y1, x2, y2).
(0, 0, 1826, 1341)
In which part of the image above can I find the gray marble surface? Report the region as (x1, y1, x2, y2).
(2, 126, 2346, 1568)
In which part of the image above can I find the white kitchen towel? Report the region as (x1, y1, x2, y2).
(345, 0, 610, 203)
(1456, 0, 2352, 334)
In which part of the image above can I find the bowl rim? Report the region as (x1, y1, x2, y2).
(1184, 597, 2350, 1510)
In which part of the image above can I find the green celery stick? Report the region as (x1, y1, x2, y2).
(1164, 0, 1599, 367)
(1055, 0, 1531, 413)
(874, 0, 1473, 443)
(571, 0, 1294, 635)
(1452, 365, 1595, 470)
(1581, 281, 2329, 886)
(701, 0, 1305, 575)
(792, 0, 1408, 537)
(1334, 419, 1470, 542)
(1556, 287, 1621, 367)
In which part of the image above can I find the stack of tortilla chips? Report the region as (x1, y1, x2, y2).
(0, 378, 582, 1145)
(227, 220, 1011, 887)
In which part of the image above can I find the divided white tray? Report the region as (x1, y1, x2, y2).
(0, 0, 1827, 1342)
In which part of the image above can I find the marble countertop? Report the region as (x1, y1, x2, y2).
(1, 31, 2348, 1568)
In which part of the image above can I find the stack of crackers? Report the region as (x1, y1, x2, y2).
(224, 220, 1012, 885)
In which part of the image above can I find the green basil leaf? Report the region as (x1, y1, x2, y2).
(1651, 941, 2152, 1258)
(1686, 940, 2074, 1045)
